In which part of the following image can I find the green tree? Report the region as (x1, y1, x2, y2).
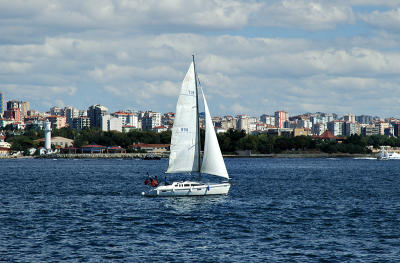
(237, 135, 258, 151)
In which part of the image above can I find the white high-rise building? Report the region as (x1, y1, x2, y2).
(312, 123, 326, 135)
(236, 115, 249, 134)
(344, 122, 358, 136)
(343, 113, 356, 123)
(149, 111, 162, 127)
(297, 119, 312, 129)
(327, 121, 344, 136)
(79, 110, 87, 117)
(111, 112, 139, 128)
(88, 104, 108, 128)
(101, 115, 122, 132)
(275, 111, 289, 128)
(141, 111, 162, 130)
(64, 106, 79, 125)
(260, 114, 275, 126)
(50, 106, 63, 116)
(72, 117, 91, 131)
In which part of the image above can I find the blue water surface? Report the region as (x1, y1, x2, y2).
(0, 158, 399, 262)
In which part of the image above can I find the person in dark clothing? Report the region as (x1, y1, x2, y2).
(164, 176, 169, 186)
(144, 172, 150, 185)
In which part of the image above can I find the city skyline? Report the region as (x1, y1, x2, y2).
(0, 94, 397, 120)
(2, 96, 400, 139)
(1, 1, 400, 116)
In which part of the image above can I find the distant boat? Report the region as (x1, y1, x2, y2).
(142, 56, 230, 197)
(377, 147, 400, 160)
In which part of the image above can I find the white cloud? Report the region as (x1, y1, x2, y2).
(1, 1, 400, 117)
(359, 8, 400, 31)
(348, 0, 400, 7)
(0, 62, 32, 74)
(250, 0, 355, 30)
(89, 64, 181, 82)
(0, 0, 360, 40)
(0, 0, 255, 36)
(2, 32, 400, 116)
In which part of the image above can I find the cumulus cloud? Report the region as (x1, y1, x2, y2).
(0, 0, 255, 39)
(1, 0, 400, 117)
(0, 0, 359, 41)
(251, 0, 355, 30)
(359, 8, 400, 31)
(2, 31, 400, 115)
(0, 62, 32, 74)
(348, 0, 400, 7)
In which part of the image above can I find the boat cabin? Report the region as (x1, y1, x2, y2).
(171, 181, 203, 188)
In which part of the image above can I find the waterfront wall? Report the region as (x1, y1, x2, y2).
(36, 153, 169, 159)
(37, 152, 374, 159)
(1, 152, 375, 159)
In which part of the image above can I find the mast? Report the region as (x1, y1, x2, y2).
(193, 54, 201, 175)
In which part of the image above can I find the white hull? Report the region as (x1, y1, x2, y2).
(378, 156, 400, 160)
(142, 181, 230, 197)
(377, 149, 400, 160)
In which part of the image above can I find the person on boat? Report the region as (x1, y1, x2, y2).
(151, 176, 159, 187)
(144, 172, 150, 185)
(164, 176, 169, 186)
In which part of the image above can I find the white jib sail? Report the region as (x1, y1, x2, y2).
(200, 89, 230, 179)
(166, 62, 200, 173)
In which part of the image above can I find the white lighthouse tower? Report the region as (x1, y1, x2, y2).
(44, 120, 52, 152)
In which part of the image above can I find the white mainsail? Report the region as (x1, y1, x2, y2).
(166, 62, 200, 173)
(200, 89, 230, 179)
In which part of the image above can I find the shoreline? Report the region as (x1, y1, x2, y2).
(0, 153, 376, 159)
(224, 153, 375, 158)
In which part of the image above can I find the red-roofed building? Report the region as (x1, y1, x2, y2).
(107, 146, 126, 153)
(312, 130, 344, 141)
(61, 146, 79, 154)
(0, 147, 11, 156)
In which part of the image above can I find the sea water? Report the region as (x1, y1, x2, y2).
(0, 158, 399, 262)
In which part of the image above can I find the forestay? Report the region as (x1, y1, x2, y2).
(200, 89, 230, 179)
(166, 62, 200, 173)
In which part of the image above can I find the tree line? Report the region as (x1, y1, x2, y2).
(5, 127, 399, 155)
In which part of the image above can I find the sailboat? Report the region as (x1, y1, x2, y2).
(377, 146, 400, 160)
(142, 56, 230, 197)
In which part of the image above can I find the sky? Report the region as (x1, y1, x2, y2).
(1, 0, 400, 117)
